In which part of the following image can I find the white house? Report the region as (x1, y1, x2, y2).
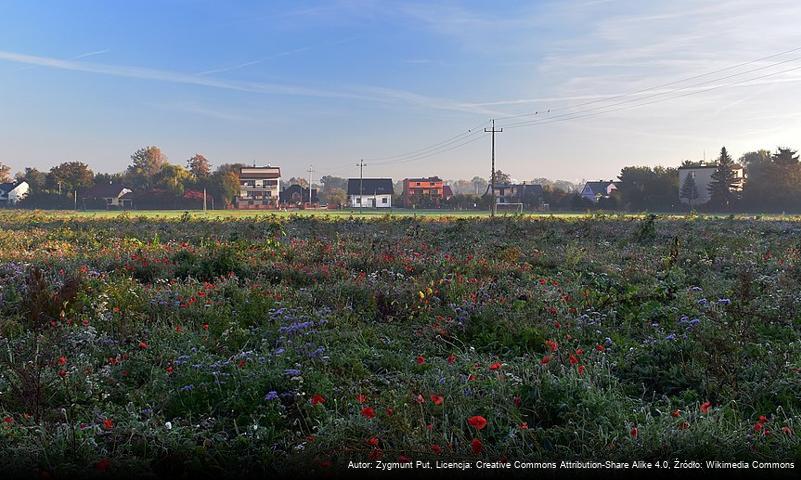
(580, 181, 617, 203)
(678, 164, 744, 205)
(0, 181, 30, 205)
(81, 182, 133, 208)
(347, 178, 393, 208)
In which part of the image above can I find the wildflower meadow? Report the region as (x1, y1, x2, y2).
(0, 211, 799, 476)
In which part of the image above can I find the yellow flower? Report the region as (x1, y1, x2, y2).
(418, 291, 425, 300)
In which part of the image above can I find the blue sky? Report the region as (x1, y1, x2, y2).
(1, 0, 800, 183)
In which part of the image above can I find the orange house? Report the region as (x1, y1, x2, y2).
(402, 177, 445, 208)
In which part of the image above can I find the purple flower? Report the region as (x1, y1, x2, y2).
(265, 391, 279, 401)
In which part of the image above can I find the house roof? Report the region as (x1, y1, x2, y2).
(240, 166, 281, 179)
(404, 176, 442, 183)
(678, 164, 743, 170)
(0, 181, 26, 193)
(583, 181, 614, 193)
(83, 182, 130, 198)
(347, 178, 393, 196)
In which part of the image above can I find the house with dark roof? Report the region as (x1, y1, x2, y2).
(347, 178, 393, 208)
(0, 181, 29, 205)
(280, 184, 318, 206)
(492, 182, 544, 207)
(81, 182, 133, 209)
(580, 180, 617, 203)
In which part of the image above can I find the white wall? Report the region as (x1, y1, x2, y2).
(4, 182, 29, 204)
(349, 194, 392, 208)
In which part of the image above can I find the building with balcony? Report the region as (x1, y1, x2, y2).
(237, 165, 281, 209)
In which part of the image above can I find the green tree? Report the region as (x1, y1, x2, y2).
(210, 163, 244, 207)
(679, 173, 699, 210)
(16, 167, 47, 192)
(154, 164, 192, 197)
(325, 187, 347, 208)
(127, 146, 167, 190)
(772, 147, 799, 167)
(46, 162, 94, 194)
(617, 166, 678, 211)
(493, 170, 512, 185)
(187, 154, 211, 179)
(707, 147, 740, 210)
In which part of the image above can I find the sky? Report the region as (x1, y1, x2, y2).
(1, 0, 801, 183)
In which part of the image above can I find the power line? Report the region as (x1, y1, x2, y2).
(501, 62, 801, 130)
(364, 119, 491, 163)
(495, 45, 801, 121)
(499, 53, 801, 128)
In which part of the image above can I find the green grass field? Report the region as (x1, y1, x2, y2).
(8, 208, 801, 221)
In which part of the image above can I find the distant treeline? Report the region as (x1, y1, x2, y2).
(1, 145, 800, 212)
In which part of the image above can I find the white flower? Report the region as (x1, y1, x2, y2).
(165, 421, 172, 430)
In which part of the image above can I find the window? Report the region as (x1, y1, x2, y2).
(356, 197, 361, 203)
(382, 197, 388, 204)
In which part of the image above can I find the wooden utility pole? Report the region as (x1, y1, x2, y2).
(356, 159, 367, 209)
(485, 119, 503, 217)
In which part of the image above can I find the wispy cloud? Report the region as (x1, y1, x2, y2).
(0, 49, 379, 101)
(9, 48, 109, 73)
(0, 49, 497, 116)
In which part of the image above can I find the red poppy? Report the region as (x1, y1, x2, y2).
(758, 415, 768, 424)
(311, 394, 326, 406)
(356, 394, 367, 404)
(754, 422, 764, 433)
(467, 374, 477, 381)
(471, 438, 483, 455)
(630, 426, 638, 438)
(430, 395, 444, 406)
(569, 354, 579, 365)
(367, 437, 379, 447)
(368, 448, 383, 460)
(700, 401, 712, 414)
(576, 348, 585, 355)
(102, 418, 114, 430)
(468, 415, 488, 430)
(202, 323, 209, 331)
(415, 393, 425, 404)
(520, 422, 528, 430)
(175, 325, 182, 333)
(57, 356, 67, 366)
(431, 444, 442, 455)
(513, 396, 522, 408)
(398, 455, 412, 463)
(58, 369, 67, 378)
(595, 344, 605, 352)
(165, 366, 174, 374)
(3, 417, 13, 424)
(671, 409, 681, 418)
(138, 341, 148, 350)
(385, 407, 394, 416)
(416, 355, 425, 365)
(577, 365, 586, 376)
(489, 362, 502, 371)
(782, 426, 793, 435)
(361, 407, 376, 419)
(447, 354, 457, 364)
(95, 458, 111, 472)
(540, 355, 551, 365)
(545, 339, 558, 352)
